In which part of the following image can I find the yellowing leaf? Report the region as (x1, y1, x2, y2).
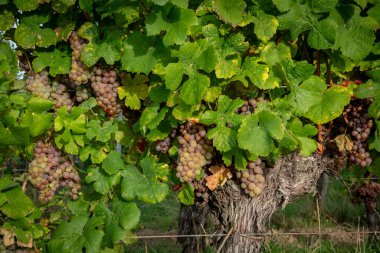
(205, 165, 232, 191)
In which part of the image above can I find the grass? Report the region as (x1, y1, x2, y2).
(125, 177, 379, 253)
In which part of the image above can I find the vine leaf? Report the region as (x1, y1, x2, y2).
(146, 5, 198, 46)
(333, 5, 376, 62)
(214, 0, 246, 26)
(282, 117, 318, 156)
(178, 183, 194, 205)
(48, 215, 104, 253)
(253, 11, 278, 42)
(121, 32, 170, 74)
(135, 103, 169, 133)
(86, 120, 117, 143)
(78, 22, 123, 66)
(102, 151, 124, 175)
(14, 16, 56, 49)
(232, 57, 280, 89)
(96, 0, 139, 26)
(0, 188, 34, 219)
(121, 157, 169, 204)
(32, 49, 71, 76)
(290, 76, 351, 124)
(51, 0, 76, 13)
(0, 10, 15, 32)
(118, 73, 149, 110)
(14, 0, 39, 11)
(200, 95, 244, 152)
(238, 110, 285, 157)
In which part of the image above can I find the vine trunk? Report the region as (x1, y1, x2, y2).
(179, 153, 333, 253)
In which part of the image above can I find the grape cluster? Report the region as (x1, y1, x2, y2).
(69, 32, 90, 86)
(26, 71, 51, 99)
(193, 173, 209, 205)
(343, 101, 373, 167)
(236, 97, 266, 115)
(90, 67, 121, 117)
(155, 129, 177, 153)
(176, 122, 213, 183)
(358, 182, 380, 211)
(28, 141, 81, 203)
(236, 159, 266, 198)
(50, 81, 74, 111)
(75, 85, 90, 102)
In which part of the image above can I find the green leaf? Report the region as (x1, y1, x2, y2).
(258, 110, 284, 140)
(32, 49, 71, 76)
(237, 115, 274, 156)
(86, 120, 117, 143)
(137, 103, 169, 132)
(207, 126, 236, 152)
(253, 11, 278, 42)
(0, 188, 34, 219)
(52, 0, 76, 13)
(261, 42, 291, 66)
(14, 22, 56, 49)
(118, 73, 149, 110)
(0, 176, 18, 191)
(122, 32, 170, 74)
(0, 10, 15, 32)
(180, 73, 210, 105)
(20, 110, 54, 137)
(146, 5, 198, 46)
(78, 23, 123, 66)
(233, 57, 280, 89)
(48, 215, 104, 253)
(96, 0, 140, 26)
(102, 151, 124, 175)
(200, 95, 244, 152)
(80, 144, 108, 164)
(334, 6, 376, 61)
(14, 0, 39, 11)
(85, 167, 121, 194)
(278, 3, 317, 40)
(121, 157, 169, 204)
(26, 97, 54, 112)
(214, 0, 246, 26)
(165, 63, 184, 91)
(178, 183, 194, 205)
(290, 77, 351, 124)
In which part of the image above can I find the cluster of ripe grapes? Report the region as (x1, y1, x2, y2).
(51, 81, 74, 111)
(236, 159, 266, 198)
(68, 32, 90, 86)
(358, 181, 380, 211)
(90, 67, 120, 117)
(193, 173, 209, 205)
(75, 85, 90, 102)
(28, 141, 81, 203)
(155, 129, 177, 153)
(343, 100, 373, 167)
(26, 71, 51, 100)
(176, 122, 213, 183)
(26, 72, 74, 111)
(236, 97, 266, 115)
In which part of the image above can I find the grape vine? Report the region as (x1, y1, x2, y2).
(0, 0, 379, 252)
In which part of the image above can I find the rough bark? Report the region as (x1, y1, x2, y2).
(179, 153, 333, 253)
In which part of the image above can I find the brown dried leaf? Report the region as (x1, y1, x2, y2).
(334, 134, 353, 152)
(0, 228, 15, 247)
(17, 238, 33, 248)
(206, 165, 232, 191)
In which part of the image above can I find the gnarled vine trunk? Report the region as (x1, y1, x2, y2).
(179, 153, 333, 253)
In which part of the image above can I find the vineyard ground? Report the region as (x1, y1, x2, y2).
(128, 176, 380, 252)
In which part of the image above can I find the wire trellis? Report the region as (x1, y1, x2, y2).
(126, 230, 380, 240)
